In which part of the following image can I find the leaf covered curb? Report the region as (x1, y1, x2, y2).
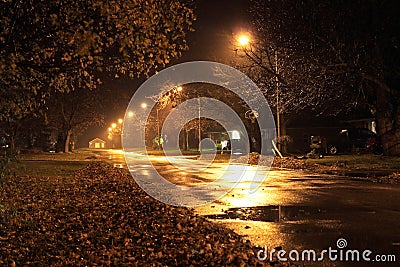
(0, 162, 290, 266)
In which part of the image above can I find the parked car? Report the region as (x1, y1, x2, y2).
(0, 136, 8, 148)
(328, 128, 381, 155)
(309, 135, 327, 157)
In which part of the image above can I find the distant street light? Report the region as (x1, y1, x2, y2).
(111, 123, 117, 129)
(141, 102, 147, 109)
(118, 118, 123, 124)
(127, 111, 134, 118)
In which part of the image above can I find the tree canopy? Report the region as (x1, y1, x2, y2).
(0, 0, 195, 150)
(0, 0, 194, 110)
(244, 0, 400, 155)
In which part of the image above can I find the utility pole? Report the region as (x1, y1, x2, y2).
(156, 107, 160, 150)
(198, 97, 201, 151)
(275, 50, 281, 152)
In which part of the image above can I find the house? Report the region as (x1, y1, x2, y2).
(89, 138, 106, 149)
(285, 115, 377, 154)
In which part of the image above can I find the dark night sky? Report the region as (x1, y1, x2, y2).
(181, 0, 251, 62)
(80, 0, 251, 146)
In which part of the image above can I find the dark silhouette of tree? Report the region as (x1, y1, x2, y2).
(148, 82, 255, 151)
(47, 90, 105, 153)
(245, 0, 399, 155)
(0, 0, 195, 150)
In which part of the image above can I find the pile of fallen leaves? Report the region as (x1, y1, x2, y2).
(270, 157, 309, 170)
(234, 154, 400, 185)
(232, 153, 275, 167)
(272, 157, 349, 173)
(0, 162, 287, 266)
(374, 172, 400, 184)
(234, 153, 348, 173)
(233, 154, 309, 170)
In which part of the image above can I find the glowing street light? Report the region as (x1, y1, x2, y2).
(108, 127, 112, 132)
(118, 118, 123, 124)
(173, 85, 183, 93)
(111, 123, 117, 129)
(141, 102, 147, 109)
(127, 111, 134, 118)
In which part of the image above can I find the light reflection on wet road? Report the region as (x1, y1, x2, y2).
(98, 149, 400, 266)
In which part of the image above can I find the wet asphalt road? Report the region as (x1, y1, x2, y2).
(97, 149, 400, 266)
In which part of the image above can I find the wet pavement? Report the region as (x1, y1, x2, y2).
(96, 149, 400, 266)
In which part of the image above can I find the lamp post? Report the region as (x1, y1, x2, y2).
(274, 50, 281, 152)
(236, 32, 282, 152)
(140, 102, 148, 147)
(117, 118, 123, 147)
(198, 97, 201, 151)
(156, 106, 161, 150)
(152, 86, 184, 150)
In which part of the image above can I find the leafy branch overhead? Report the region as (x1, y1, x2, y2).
(0, 0, 195, 96)
(243, 0, 399, 155)
(0, 0, 195, 151)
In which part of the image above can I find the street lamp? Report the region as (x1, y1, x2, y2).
(153, 86, 184, 150)
(198, 96, 201, 152)
(274, 50, 281, 152)
(138, 103, 148, 147)
(156, 107, 161, 150)
(236, 32, 282, 152)
(117, 118, 123, 147)
(127, 111, 134, 118)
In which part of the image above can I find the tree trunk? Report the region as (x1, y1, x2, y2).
(10, 135, 15, 152)
(281, 118, 288, 154)
(7, 120, 18, 153)
(380, 126, 400, 156)
(64, 129, 72, 153)
(184, 130, 188, 151)
(375, 88, 400, 156)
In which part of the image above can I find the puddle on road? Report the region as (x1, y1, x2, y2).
(203, 205, 330, 222)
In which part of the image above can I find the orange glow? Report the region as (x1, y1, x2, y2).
(238, 34, 250, 46)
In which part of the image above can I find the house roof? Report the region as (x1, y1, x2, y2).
(89, 138, 106, 144)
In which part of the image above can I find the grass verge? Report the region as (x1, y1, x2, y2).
(4, 149, 101, 178)
(305, 154, 400, 172)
